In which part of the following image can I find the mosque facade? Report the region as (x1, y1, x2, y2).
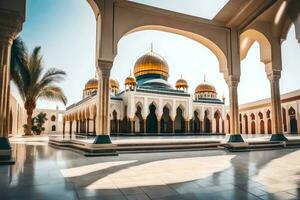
(7, 49, 300, 136)
(64, 49, 226, 135)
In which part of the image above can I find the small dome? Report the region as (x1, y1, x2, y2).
(195, 82, 216, 94)
(110, 78, 119, 89)
(175, 77, 188, 89)
(84, 77, 98, 91)
(133, 50, 169, 80)
(125, 75, 136, 86)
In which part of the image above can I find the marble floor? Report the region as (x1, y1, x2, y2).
(1, 138, 300, 200)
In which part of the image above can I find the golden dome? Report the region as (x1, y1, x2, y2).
(133, 50, 169, 79)
(84, 77, 98, 91)
(175, 77, 188, 89)
(125, 75, 136, 86)
(195, 82, 216, 94)
(110, 78, 119, 89)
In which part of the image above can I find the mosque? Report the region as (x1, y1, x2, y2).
(7, 49, 300, 137)
(64, 48, 226, 135)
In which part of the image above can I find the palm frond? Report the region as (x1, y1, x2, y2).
(31, 68, 66, 99)
(37, 86, 68, 105)
(10, 37, 31, 88)
(29, 46, 43, 86)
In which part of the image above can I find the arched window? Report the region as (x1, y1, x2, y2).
(288, 107, 298, 134)
(214, 111, 220, 133)
(243, 114, 248, 134)
(52, 125, 56, 131)
(51, 115, 56, 122)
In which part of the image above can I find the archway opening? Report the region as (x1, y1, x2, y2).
(204, 110, 211, 133)
(250, 113, 256, 134)
(288, 107, 298, 134)
(192, 111, 201, 133)
(161, 106, 172, 133)
(135, 106, 144, 133)
(214, 111, 220, 133)
(259, 112, 265, 134)
(146, 104, 158, 134)
(111, 110, 118, 134)
(243, 114, 249, 134)
(174, 107, 185, 133)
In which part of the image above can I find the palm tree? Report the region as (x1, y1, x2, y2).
(11, 37, 67, 135)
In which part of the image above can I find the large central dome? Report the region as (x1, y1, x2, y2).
(133, 50, 169, 81)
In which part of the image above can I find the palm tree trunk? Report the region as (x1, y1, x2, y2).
(25, 108, 33, 136)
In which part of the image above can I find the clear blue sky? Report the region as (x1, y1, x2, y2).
(14, 0, 300, 110)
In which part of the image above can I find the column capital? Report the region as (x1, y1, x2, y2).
(267, 70, 281, 81)
(225, 76, 240, 87)
(0, 10, 24, 43)
(97, 59, 113, 77)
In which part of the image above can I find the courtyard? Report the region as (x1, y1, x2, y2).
(1, 136, 300, 200)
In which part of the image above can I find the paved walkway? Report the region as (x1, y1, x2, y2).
(1, 136, 300, 199)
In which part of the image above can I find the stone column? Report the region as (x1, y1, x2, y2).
(0, 7, 24, 162)
(86, 119, 89, 135)
(226, 76, 244, 142)
(157, 119, 161, 134)
(131, 120, 134, 134)
(143, 118, 146, 134)
(186, 120, 189, 133)
(93, 118, 96, 135)
(94, 60, 113, 144)
(268, 71, 287, 141)
(63, 121, 65, 136)
(69, 121, 72, 134)
(172, 120, 175, 133)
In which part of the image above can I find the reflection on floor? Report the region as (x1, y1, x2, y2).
(1, 138, 300, 200)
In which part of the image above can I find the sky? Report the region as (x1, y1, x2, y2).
(13, 0, 300, 110)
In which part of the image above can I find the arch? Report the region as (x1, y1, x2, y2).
(123, 25, 228, 74)
(148, 101, 159, 116)
(240, 29, 272, 65)
(135, 106, 144, 133)
(258, 112, 263, 120)
(176, 104, 186, 119)
(251, 121, 256, 134)
(110, 105, 121, 120)
(51, 125, 56, 132)
(250, 113, 255, 121)
(146, 103, 158, 134)
(204, 110, 211, 133)
(243, 114, 249, 134)
(110, 110, 118, 134)
(288, 107, 298, 134)
(174, 106, 185, 133)
(260, 120, 265, 134)
(51, 115, 56, 122)
(214, 110, 221, 133)
(161, 106, 172, 133)
(192, 110, 201, 133)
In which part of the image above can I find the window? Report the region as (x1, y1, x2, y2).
(52, 125, 56, 131)
(51, 115, 56, 122)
